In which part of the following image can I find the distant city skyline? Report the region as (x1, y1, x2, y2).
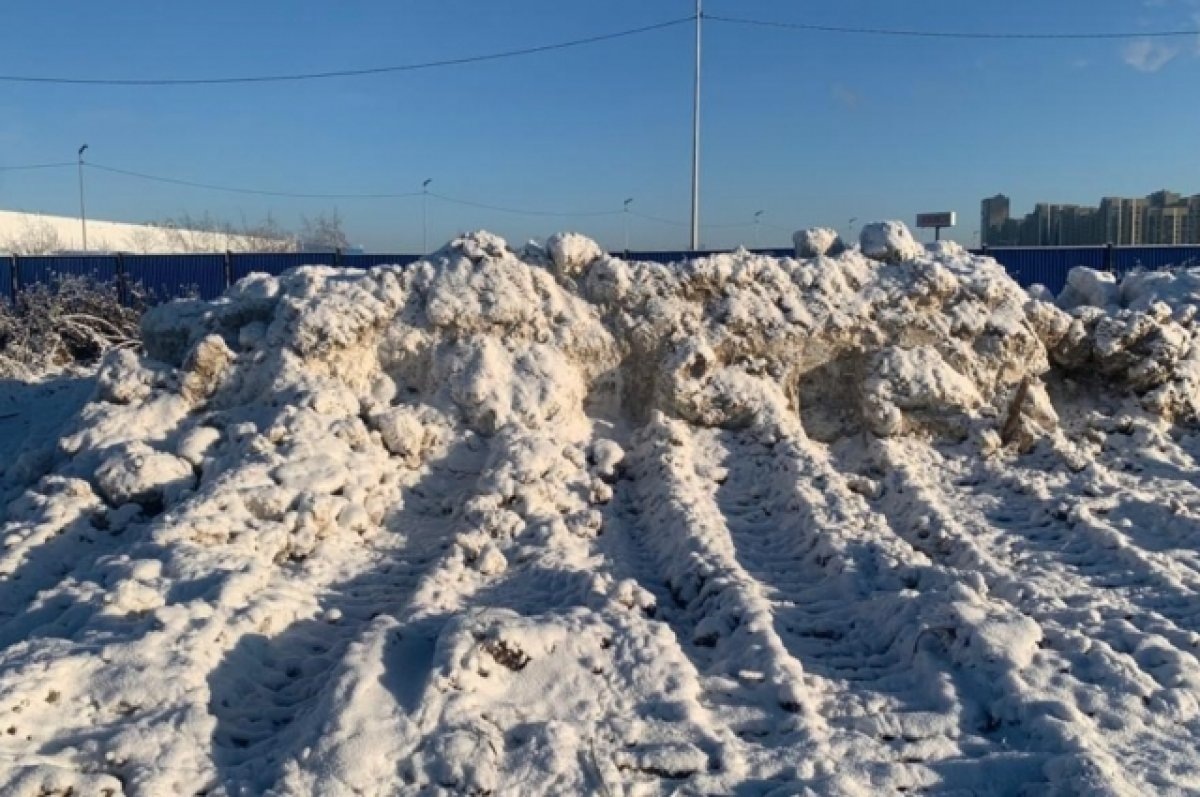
(982, 189, 1200, 247)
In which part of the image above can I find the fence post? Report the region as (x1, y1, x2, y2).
(8, 254, 17, 302)
(224, 251, 233, 290)
(335, 247, 342, 268)
(1105, 243, 1114, 273)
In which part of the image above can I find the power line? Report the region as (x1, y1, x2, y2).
(0, 17, 693, 86)
(706, 13, 1200, 40)
(87, 162, 423, 199)
(429, 192, 620, 218)
(9, 157, 755, 227)
(0, 162, 75, 171)
(631, 210, 689, 227)
(87, 162, 632, 218)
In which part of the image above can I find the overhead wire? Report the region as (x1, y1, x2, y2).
(704, 13, 1200, 40)
(86, 162, 423, 199)
(0, 16, 693, 86)
(85, 162, 655, 219)
(428, 192, 621, 218)
(0, 11, 1182, 88)
(0, 162, 76, 171)
(630, 211, 689, 227)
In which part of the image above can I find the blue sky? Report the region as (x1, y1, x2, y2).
(1, 0, 1198, 251)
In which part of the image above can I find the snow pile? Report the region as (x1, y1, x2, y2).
(792, 226, 845, 258)
(1043, 265, 1200, 421)
(3, 226, 1200, 795)
(859, 220, 924, 263)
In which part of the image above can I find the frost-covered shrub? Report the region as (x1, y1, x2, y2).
(0, 276, 141, 377)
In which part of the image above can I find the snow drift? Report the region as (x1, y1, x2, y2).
(3, 225, 1200, 795)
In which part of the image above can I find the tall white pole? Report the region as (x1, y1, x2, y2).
(77, 144, 89, 252)
(690, 0, 702, 251)
(623, 197, 633, 252)
(422, 178, 432, 254)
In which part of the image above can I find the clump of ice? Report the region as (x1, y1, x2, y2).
(3, 226, 1200, 795)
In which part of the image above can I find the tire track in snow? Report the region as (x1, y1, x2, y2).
(216, 422, 648, 795)
(609, 415, 946, 790)
(613, 417, 824, 771)
(207, 432, 495, 792)
(869, 440, 1186, 794)
(708, 423, 1078, 793)
(711, 429, 967, 747)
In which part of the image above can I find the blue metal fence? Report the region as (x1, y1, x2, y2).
(230, 251, 339, 282)
(0, 257, 11, 303)
(1112, 246, 1200, 276)
(6, 245, 1200, 308)
(124, 254, 228, 302)
(982, 247, 1109, 295)
(17, 255, 121, 293)
(342, 253, 423, 270)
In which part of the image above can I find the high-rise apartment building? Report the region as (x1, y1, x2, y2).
(985, 190, 1199, 246)
(980, 194, 1021, 245)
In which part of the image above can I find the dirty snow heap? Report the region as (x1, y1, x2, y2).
(3, 223, 1200, 795)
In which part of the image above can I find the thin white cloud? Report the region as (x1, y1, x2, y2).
(1123, 38, 1180, 71)
(831, 83, 859, 110)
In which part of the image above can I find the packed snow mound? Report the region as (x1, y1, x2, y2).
(544, 231, 604, 279)
(859, 219, 924, 262)
(1038, 266, 1200, 422)
(793, 226, 845, 258)
(4, 230, 1200, 795)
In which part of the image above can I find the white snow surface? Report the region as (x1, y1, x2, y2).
(4, 227, 1200, 795)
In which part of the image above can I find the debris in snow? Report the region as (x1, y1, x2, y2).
(2, 227, 1200, 795)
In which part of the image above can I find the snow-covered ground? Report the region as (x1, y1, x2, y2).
(3, 224, 1200, 795)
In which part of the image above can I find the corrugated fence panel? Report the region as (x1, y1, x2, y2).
(124, 254, 227, 302)
(625, 249, 725, 264)
(986, 248, 1107, 294)
(230, 252, 339, 282)
(12, 247, 1200, 306)
(623, 248, 793, 263)
(1112, 246, 1200, 275)
(755, 248, 796, 259)
(341, 254, 423, 270)
(0, 257, 12, 303)
(17, 255, 120, 293)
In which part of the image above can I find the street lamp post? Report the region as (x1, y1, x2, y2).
(623, 197, 633, 252)
(422, 178, 432, 254)
(754, 210, 763, 249)
(77, 144, 89, 251)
